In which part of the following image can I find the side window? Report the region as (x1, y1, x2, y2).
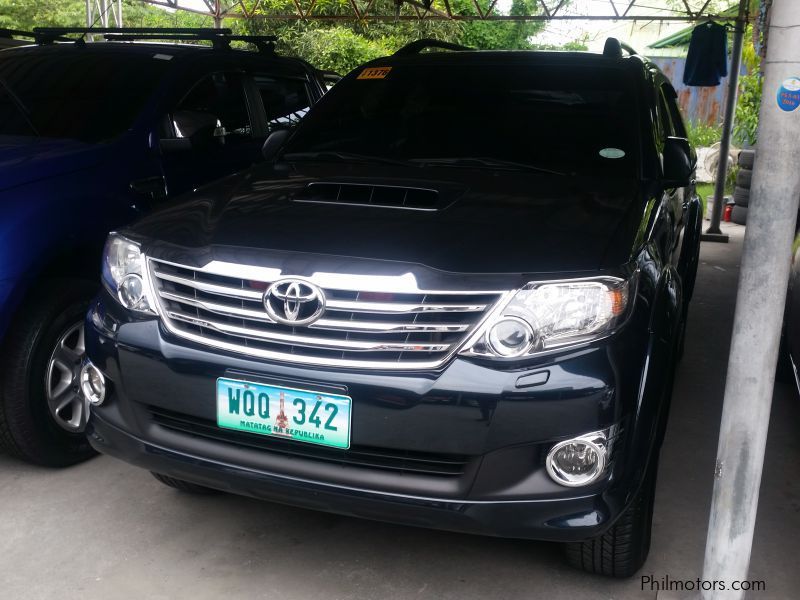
(253, 74, 311, 132)
(168, 72, 253, 146)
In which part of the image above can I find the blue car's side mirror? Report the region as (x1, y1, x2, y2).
(262, 129, 291, 162)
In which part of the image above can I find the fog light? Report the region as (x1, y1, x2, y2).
(487, 317, 534, 357)
(546, 434, 607, 487)
(80, 362, 106, 406)
(117, 274, 145, 309)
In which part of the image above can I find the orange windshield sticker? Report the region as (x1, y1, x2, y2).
(357, 67, 392, 80)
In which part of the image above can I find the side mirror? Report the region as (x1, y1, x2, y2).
(663, 136, 695, 187)
(163, 110, 222, 152)
(262, 129, 291, 162)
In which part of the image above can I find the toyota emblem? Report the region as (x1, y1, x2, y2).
(264, 279, 326, 325)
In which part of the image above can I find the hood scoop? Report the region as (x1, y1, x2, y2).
(294, 182, 441, 211)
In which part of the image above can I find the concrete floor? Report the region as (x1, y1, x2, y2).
(1, 222, 799, 600)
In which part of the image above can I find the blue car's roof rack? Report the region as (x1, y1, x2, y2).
(0, 28, 73, 44)
(30, 27, 277, 52)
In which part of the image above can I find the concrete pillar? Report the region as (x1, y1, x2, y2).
(701, 0, 800, 598)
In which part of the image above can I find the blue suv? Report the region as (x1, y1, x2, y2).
(0, 28, 325, 466)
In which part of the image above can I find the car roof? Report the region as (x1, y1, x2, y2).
(0, 40, 263, 59)
(0, 40, 322, 79)
(367, 48, 653, 76)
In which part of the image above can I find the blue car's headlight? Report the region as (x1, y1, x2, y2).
(101, 233, 155, 314)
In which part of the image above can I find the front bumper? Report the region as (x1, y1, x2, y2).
(85, 291, 655, 542)
(90, 411, 617, 542)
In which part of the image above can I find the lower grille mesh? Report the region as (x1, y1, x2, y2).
(149, 406, 471, 477)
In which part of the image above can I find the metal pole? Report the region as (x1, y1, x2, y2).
(705, 0, 748, 241)
(701, 0, 800, 597)
(214, 0, 224, 28)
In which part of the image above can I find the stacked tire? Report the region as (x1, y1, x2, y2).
(732, 149, 755, 225)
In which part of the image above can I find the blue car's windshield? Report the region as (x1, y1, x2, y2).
(0, 48, 170, 143)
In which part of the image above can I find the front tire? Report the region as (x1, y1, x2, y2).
(563, 459, 658, 578)
(0, 279, 98, 467)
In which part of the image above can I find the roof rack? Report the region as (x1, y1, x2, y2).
(0, 28, 73, 43)
(30, 28, 277, 52)
(0, 28, 34, 39)
(394, 39, 473, 56)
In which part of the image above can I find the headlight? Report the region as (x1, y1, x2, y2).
(460, 275, 636, 359)
(487, 317, 535, 357)
(101, 234, 155, 313)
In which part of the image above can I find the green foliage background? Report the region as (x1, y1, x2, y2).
(239, 0, 549, 74)
(686, 120, 723, 148)
(733, 25, 762, 147)
(0, 0, 213, 30)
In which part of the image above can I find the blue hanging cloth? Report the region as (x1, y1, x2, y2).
(684, 22, 729, 87)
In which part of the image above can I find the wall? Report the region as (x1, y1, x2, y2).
(648, 55, 729, 125)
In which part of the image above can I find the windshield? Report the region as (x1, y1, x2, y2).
(0, 49, 171, 142)
(284, 62, 641, 176)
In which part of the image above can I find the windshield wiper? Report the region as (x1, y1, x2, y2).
(411, 156, 567, 176)
(282, 151, 413, 168)
(0, 75, 39, 137)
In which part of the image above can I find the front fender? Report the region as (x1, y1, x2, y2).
(619, 266, 683, 495)
(0, 277, 27, 342)
(677, 195, 703, 305)
(649, 266, 683, 343)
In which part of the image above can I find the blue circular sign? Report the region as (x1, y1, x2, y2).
(777, 77, 800, 112)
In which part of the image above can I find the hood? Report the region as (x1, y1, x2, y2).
(131, 162, 646, 276)
(0, 135, 104, 191)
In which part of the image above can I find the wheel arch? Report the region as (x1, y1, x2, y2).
(0, 242, 103, 343)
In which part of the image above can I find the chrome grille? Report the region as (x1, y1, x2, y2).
(148, 258, 506, 369)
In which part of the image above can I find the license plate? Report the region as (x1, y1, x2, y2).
(216, 377, 351, 449)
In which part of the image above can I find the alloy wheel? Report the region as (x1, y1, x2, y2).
(45, 321, 87, 433)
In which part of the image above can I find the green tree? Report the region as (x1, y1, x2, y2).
(120, 2, 212, 28)
(733, 25, 762, 146)
(455, 0, 543, 50)
(0, 0, 551, 75)
(0, 0, 86, 29)
(239, 0, 547, 74)
(662, 0, 731, 13)
(0, 0, 213, 30)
